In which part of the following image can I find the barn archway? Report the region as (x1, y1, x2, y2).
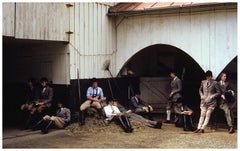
(216, 56, 237, 124)
(118, 44, 205, 119)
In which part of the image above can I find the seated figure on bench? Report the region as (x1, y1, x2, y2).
(79, 78, 105, 125)
(32, 102, 71, 134)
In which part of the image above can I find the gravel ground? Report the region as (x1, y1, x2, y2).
(3, 117, 238, 148)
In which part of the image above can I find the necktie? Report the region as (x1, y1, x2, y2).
(110, 105, 115, 114)
(42, 88, 46, 94)
(207, 81, 210, 87)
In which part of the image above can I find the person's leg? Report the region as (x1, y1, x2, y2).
(220, 103, 234, 133)
(124, 116, 133, 132)
(41, 120, 54, 134)
(187, 115, 196, 131)
(183, 115, 188, 131)
(166, 102, 172, 122)
(91, 102, 103, 118)
(50, 116, 64, 128)
(194, 105, 207, 133)
(79, 100, 91, 125)
(118, 116, 131, 132)
(201, 107, 215, 130)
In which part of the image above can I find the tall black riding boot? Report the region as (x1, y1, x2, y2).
(97, 109, 103, 119)
(124, 117, 133, 132)
(79, 110, 85, 125)
(24, 113, 33, 130)
(41, 120, 54, 134)
(32, 119, 44, 131)
(118, 116, 131, 133)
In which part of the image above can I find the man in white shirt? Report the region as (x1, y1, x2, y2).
(104, 98, 133, 133)
(79, 78, 105, 125)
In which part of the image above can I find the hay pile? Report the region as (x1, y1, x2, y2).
(65, 116, 147, 136)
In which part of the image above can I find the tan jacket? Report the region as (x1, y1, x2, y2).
(199, 79, 220, 107)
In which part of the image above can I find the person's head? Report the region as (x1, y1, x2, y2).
(220, 72, 227, 81)
(57, 102, 63, 108)
(113, 99, 119, 106)
(176, 98, 183, 107)
(205, 70, 213, 80)
(40, 77, 48, 87)
(92, 78, 98, 88)
(27, 78, 35, 87)
(135, 91, 141, 98)
(170, 71, 177, 79)
(106, 98, 114, 105)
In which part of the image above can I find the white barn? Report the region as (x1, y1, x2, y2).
(2, 2, 237, 123)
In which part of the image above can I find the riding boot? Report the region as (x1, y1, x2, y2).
(97, 109, 103, 119)
(32, 119, 44, 131)
(118, 116, 129, 132)
(79, 110, 85, 125)
(41, 120, 54, 134)
(124, 117, 133, 132)
(24, 113, 33, 130)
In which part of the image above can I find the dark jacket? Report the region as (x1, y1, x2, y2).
(218, 81, 234, 104)
(25, 86, 38, 103)
(129, 96, 149, 112)
(38, 86, 53, 107)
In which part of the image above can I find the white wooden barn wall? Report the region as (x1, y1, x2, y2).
(2, 3, 15, 37)
(69, 3, 117, 79)
(3, 2, 117, 82)
(116, 8, 237, 78)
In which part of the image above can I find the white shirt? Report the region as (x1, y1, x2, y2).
(104, 105, 121, 118)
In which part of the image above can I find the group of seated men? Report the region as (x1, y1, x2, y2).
(20, 77, 70, 134)
(78, 77, 162, 133)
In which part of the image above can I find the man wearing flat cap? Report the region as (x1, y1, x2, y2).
(174, 98, 195, 131)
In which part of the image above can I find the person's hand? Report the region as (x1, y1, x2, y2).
(149, 106, 153, 112)
(143, 107, 149, 112)
(221, 94, 226, 100)
(93, 98, 99, 102)
(169, 92, 173, 98)
(116, 113, 121, 117)
(126, 110, 132, 114)
(36, 101, 44, 105)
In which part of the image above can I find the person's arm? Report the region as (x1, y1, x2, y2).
(65, 108, 71, 122)
(211, 82, 221, 99)
(174, 106, 182, 115)
(171, 79, 182, 94)
(100, 88, 104, 99)
(86, 87, 99, 102)
(199, 81, 204, 99)
(131, 97, 144, 108)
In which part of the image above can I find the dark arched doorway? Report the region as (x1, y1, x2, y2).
(118, 44, 205, 121)
(216, 56, 237, 125)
